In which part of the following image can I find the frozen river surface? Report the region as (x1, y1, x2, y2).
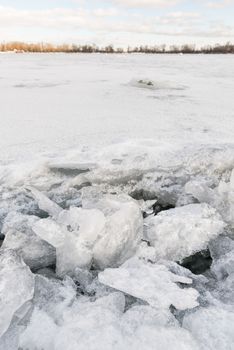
(0, 53, 234, 162)
(1, 54, 234, 350)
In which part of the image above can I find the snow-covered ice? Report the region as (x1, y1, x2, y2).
(144, 203, 225, 262)
(1, 53, 234, 349)
(183, 306, 234, 350)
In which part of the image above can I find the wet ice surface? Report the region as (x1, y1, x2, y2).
(1, 54, 234, 349)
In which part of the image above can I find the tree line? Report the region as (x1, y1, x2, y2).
(0, 41, 234, 54)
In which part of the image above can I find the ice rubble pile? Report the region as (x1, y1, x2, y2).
(1, 141, 234, 349)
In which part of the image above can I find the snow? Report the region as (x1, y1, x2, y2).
(1, 54, 234, 164)
(183, 306, 234, 350)
(1, 53, 234, 349)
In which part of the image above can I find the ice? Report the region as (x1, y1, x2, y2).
(32, 191, 143, 273)
(19, 309, 59, 350)
(211, 250, 234, 280)
(209, 235, 234, 261)
(1, 54, 234, 348)
(27, 186, 62, 217)
(122, 304, 178, 329)
(99, 257, 199, 310)
(19, 289, 199, 350)
(19, 292, 125, 350)
(0, 321, 24, 350)
(144, 203, 225, 262)
(73, 267, 93, 290)
(0, 301, 32, 350)
(48, 161, 97, 175)
(2, 213, 55, 270)
(185, 181, 215, 205)
(57, 207, 106, 247)
(56, 235, 93, 276)
(93, 198, 143, 269)
(183, 306, 234, 350)
(82, 191, 143, 269)
(0, 249, 34, 337)
(32, 206, 106, 274)
(56, 207, 106, 275)
(32, 275, 77, 321)
(32, 218, 66, 248)
(185, 169, 234, 227)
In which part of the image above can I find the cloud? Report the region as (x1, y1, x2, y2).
(0, 5, 233, 45)
(205, 0, 234, 8)
(158, 11, 201, 25)
(93, 8, 119, 17)
(113, 0, 183, 8)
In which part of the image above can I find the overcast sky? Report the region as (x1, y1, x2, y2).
(0, 0, 233, 47)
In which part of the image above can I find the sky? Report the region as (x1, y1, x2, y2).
(0, 0, 233, 47)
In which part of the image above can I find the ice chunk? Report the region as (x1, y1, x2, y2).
(48, 161, 96, 175)
(186, 171, 234, 227)
(230, 168, 234, 190)
(212, 273, 234, 305)
(32, 207, 106, 274)
(56, 208, 106, 275)
(2, 228, 55, 271)
(144, 203, 225, 262)
(0, 301, 32, 350)
(57, 207, 106, 247)
(32, 218, 66, 248)
(209, 235, 234, 260)
(32, 275, 76, 322)
(2, 213, 55, 270)
(185, 181, 215, 205)
(0, 324, 23, 350)
(56, 235, 93, 276)
(211, 250, 234, 280)
(0, 249, 34, 337)
(136, 241, 158, 263)
(99, 257, 199, 310)
(93, 198, 143, 269)
(82, 190, 143, 269)
(183, 306, 234, 350)
(73, 267, 93, 290)
(67, 174, 91, 190)
(26, 186, 62, 217)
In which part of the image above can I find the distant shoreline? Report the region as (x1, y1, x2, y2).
(1, 41, 234, 54)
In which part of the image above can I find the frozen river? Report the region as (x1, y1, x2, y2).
(1, 53, 234, 163)
(1, 54, 234, 350)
